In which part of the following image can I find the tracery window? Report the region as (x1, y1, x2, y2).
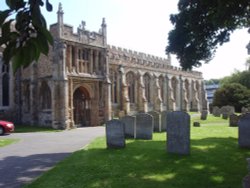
(126, 72, 135, 103)
(39, 81, 51, 109)
(1, 63, 10, 106)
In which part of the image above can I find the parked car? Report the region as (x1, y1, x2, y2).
(0, 120, 15, 135)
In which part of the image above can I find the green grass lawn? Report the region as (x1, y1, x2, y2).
(0, 138, 19, 147)
(25, 115, 250, 188)
(14, 125, 61, 133)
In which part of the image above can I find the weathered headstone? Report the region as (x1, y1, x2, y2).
(200, 110, 208, 120)
(166, 111, 190, 155)
(161, 111, 167, 132)
(221, 105, 235, 119)
(229, 114, 240, 127)
(148, 111, 161, 132)
(135, 113, 153, 140)
(193, 122, 200, 127)
(105, 119, 125, 148)
(120, 115, 136, 138)
(238, 113, 250, 148)
(212, 106, 221, 117)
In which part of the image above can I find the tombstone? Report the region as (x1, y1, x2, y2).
(148, 111, 161, 132)
(193, 122, 200, 127)
(242, 158, 250, 188)
(229, 114, 240, 127)
(222, 113, 229, 120)
(212, 106, 221, 117)
(200, 110, 208, 120)
(135, 113, 153, 140)
(238, 113, 250, 148)
(120, 115, 136, 138)
(105, 119, 125, 149)
(166, 111, 190, 155)
(242, 107, 249, 114)
(221, 105, 235, 119)
(161, 111, 167, 132)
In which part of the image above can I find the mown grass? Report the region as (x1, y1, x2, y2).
(25, 115, 250, 188)
(14, 125, 61, 133)
(0, 138, 19, 147)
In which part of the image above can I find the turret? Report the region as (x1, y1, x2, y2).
(57, 3, 64, 37)
(101, 18, 107, 46)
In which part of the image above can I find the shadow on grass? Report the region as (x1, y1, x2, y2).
(24, 136, 250, 188)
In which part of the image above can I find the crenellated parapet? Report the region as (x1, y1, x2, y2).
(108, 45, 202, 79)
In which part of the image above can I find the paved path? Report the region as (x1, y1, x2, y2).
(0, 127, 105, 188)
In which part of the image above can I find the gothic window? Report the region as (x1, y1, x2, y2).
(1, 63, 10, 106)
(23, 83, 30, 112)
(143, 74, 151, 103)
(126, 72, 135, 103)
(159, 76, 164, 103)
(39, 81, 51, 110)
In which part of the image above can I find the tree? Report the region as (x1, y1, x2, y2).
(0, 0, 53, 72)
(213, 83, 250, 112)
(166, 0, 250, 70)
(221, 70, 250, 89)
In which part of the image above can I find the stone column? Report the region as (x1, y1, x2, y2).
(191, 80, 199, 112)
(154, 77, 163, 112)
(180, 76, 188, 111)
(175, 76, 181, 111)
(119, 67, 130, 114)
(166, 75, 175, 111)
(74, 46, 79, 73)
(89, 49, 93, 74)
(138, 73, 147, 112)
(200, 81, 209, 111)
(95, 51, 99, 74)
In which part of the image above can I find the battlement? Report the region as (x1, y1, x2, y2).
(108, 45, 202, 77)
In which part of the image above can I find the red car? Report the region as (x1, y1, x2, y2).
(0, 120, 15, 135)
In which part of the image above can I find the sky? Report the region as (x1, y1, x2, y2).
(1, 0, 249, 80)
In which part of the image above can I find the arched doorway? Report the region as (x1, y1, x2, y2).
(73, 87, 91, 127)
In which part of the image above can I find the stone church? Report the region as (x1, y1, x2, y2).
(0, 3, 208, 129)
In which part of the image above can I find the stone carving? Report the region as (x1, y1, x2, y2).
(238, 113, 250, 148)
(120, 115, 136, 138)
(212, 106, 221, 117)
(161, 111, 167, 132)
(229, 114, 240, 127)
(200, 110, 208, 120)
(166, 111, 190, 155)
(148, 111, 161, 132)
(135, 113, 153, 140)
(106, 119, 125, 148)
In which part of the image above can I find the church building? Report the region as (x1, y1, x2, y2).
(0, 3, 208, 129)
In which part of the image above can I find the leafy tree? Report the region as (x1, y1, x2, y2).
(0, 0, 53, 72)
(221, 70, 250, 89)
(204, 78, 220, 85)
(213, 83, 250, 112)
(166, 0, 250, 70)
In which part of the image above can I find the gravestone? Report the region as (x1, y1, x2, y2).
(221, 105, 235, 119)
(200, 110, 208, 120)
(120, 115, 136, 138)
(148, 111, 161, 132)
(229, 114, 240, 127)
(106, 119, 125, 149)
(166, 111, 190, 155)
(212, 106, 221, 117)
(238, 113, 250, 148)
(161, 111, 167, 132)
(242, 107, 249, 114)
(222, 113, 229, 120)
(193, 122, 200, 127)
(136, 113, 153, 140)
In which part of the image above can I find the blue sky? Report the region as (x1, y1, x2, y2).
(1, 0, 249, 80)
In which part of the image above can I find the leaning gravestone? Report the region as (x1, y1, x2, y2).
(106, 119, 125, 149)
(212, 106, 221, 117)
(229, 114, 240, 127)
(166, 111, 190, 155)
(161, 111, 167, 132)
(238, 113, 250, 148)
(120, 115, 136, 138)
(136, 113, 153, 140)
(200, 110, 208, 120)
(148, 111, 161, 132)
